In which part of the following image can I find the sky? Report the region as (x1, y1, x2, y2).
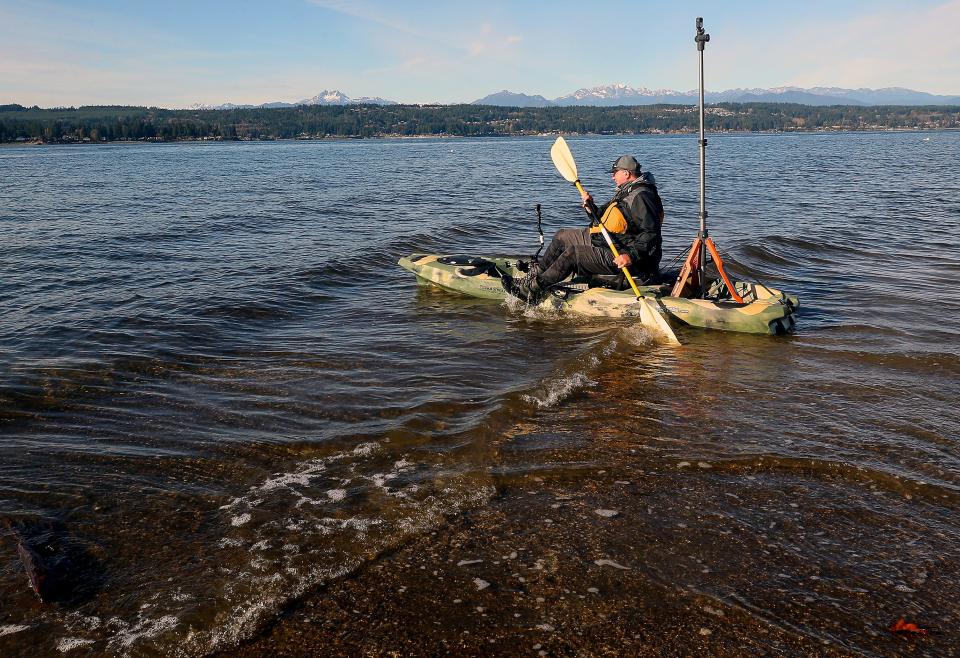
(1, 0, 958, 108)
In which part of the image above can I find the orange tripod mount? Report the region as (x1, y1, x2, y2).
(670, 232, 743, 302)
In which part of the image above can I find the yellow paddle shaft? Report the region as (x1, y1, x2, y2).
(574, 180, 644, 300)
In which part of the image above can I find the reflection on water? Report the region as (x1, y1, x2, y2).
(0, 132, 958, 656)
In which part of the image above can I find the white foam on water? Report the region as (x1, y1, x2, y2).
(619, 323, 655, 347)
(0, 625, 29, 637)
(369, 472, 394, 488)
(257, 467, 324, 492)
(64, 613, 101, 631)
(352, 442, 378, 456)
(186, 479, 495, 657)
(63, 438, 493, 657)
(108, 614, 179, 650)
(56, 637, 95, 652)
(522, 372, 595, 409)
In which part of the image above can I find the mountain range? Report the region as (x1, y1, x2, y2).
(473, 84, 960, 107)
(185, 90, 397, 110)
(186, 84, 960, 110)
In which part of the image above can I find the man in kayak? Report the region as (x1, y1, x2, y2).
(502, 155, 664, 303)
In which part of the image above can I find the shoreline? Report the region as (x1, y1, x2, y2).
(2, 126, 956, 148)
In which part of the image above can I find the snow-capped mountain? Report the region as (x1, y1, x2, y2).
(296, 90, 396, 105)
(185, 90, 397, 110)
(554, 83, 692, 105)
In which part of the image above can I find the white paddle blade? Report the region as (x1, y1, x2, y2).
(638, 298, 681, 345)
(550, 136, 579, 183)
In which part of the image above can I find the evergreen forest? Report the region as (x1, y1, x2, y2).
(1, 102, 958, 143)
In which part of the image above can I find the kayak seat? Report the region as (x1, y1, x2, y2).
(456, 264, 498, 277)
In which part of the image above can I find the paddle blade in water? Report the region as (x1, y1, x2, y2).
(550, 137, 579, 183)
(638, 298, 681, 345)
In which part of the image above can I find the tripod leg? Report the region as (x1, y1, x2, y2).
(704, 238, 744, 303)
(670, 239, 702, 298)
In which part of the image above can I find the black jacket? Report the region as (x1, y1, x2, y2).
(592, 172, 664, 274)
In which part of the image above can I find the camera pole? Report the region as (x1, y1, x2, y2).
(670, 17, 744, 303)
(696, 17, 710, 282)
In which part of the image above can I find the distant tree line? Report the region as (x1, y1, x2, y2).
(1, 102, 958, 143)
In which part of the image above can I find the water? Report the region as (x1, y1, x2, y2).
(0, 132, 958, 656)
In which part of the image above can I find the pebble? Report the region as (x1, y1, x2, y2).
(678, 461, 691, 468)
(594, 509, 620, 518)
(536, 623, 555, 632)
(457, 559, 483, 567)
(474, 578, 490, 591)
(587, 587, 599, 594)
(697, 462, 711, 469)
(699, 628, 712, 636)
(594, 559, 630, 570)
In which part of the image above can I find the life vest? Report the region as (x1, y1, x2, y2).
(589, 202, 628, 235)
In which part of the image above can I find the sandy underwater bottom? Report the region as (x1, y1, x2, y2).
(223, 417, 954, 658)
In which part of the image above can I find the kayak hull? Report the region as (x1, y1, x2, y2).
(398, 253, 798, 336)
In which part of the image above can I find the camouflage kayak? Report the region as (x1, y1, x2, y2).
(398, 253, 798, 336)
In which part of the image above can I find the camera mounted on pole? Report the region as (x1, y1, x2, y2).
(695, 17, 710, 52)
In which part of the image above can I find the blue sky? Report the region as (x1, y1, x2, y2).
(1, 0, 958, 107)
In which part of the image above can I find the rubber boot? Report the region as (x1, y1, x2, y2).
(502, 275, 544, 304)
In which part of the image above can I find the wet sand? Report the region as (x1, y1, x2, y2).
(226, 429, 947, 657)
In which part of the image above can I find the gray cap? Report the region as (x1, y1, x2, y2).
(610, 155, 641, 174)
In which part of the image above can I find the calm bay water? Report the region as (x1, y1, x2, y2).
(1, 132, 958, 656)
